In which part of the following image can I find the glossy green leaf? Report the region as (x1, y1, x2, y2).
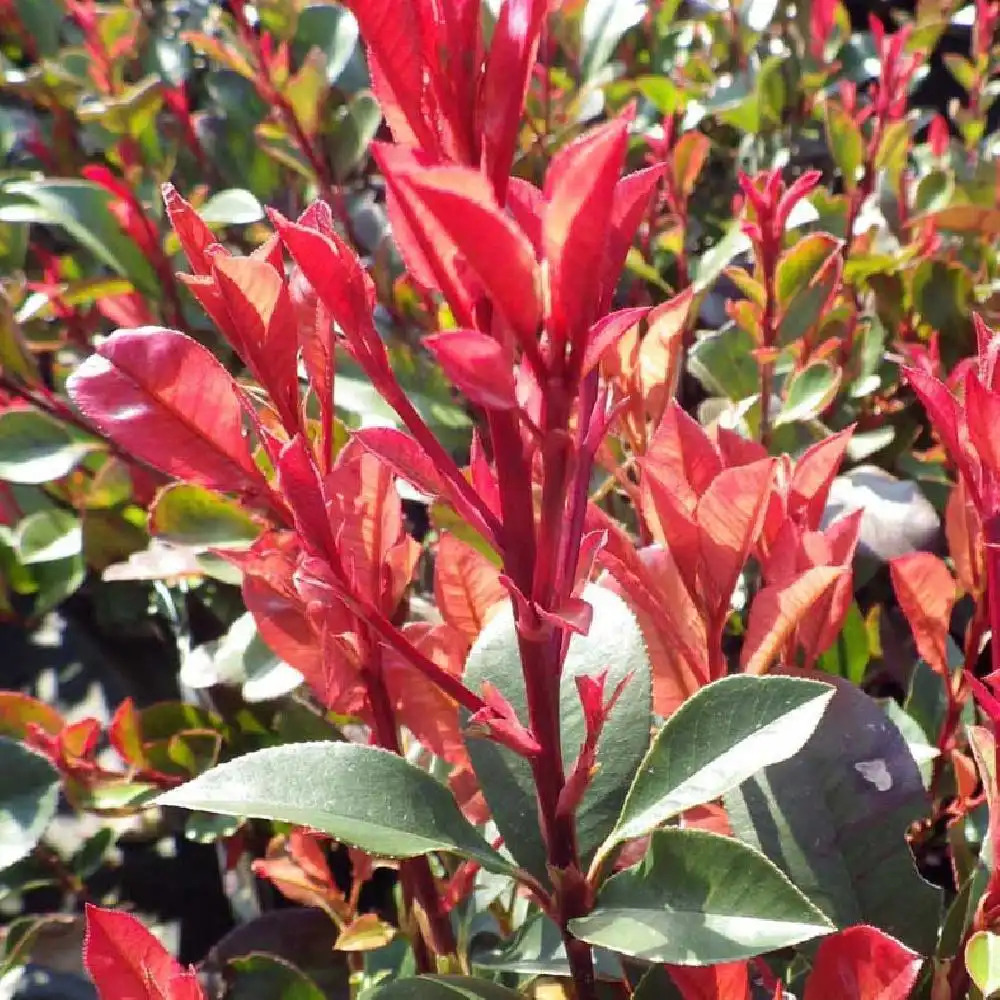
(227, 953, 325, 1000)
(198, 189, 264, 225)
(373, 977, 523, 1000)
(0, 180, 158, 295)
(726, 674, 942, 953)
(816, 601, 869, 684)
(605, 675, 832, 850)
(155, 742, 511, 874)
(776, 233, 841, 308)
(693, 221, 751, 293)
(470, 912, 622, 981)
(330, 91, 381, 181)
(0, 737, 59, 871)
(580, 0, 646, 80)
(463, 585, 652, 882)
(294, 4, 360, 85)
(688, 325, 759, 401)
(149, 484, 261, 547)
(966, 931, 1000, 998)
(15, 510, 82, 564)
(775, 361, 841, 426)
(0, 409, 91, 484)
(569, 828, 833, 964)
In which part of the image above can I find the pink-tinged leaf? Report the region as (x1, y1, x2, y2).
(506, 177, 544, 254)
(66, 328, 267, 495)
(400, 167, 541, 339)
(697, 459, 776, 618)
(667, 961, 751, 999)
(431, 0, 482, 162)
(639, 288, 695, 423)
(803, 925, 923, 1000)
(353, 426, 449, 500)
(83, 903, 205, 1000)
(425, 329, 517, 410)
(640, 473, 701, 601)
(889, 552, 956, 677)
(581, 307, 647, 376)
(435, 533, 505, 641)
(643, 401, 723, 513)
(479, 0, 548, 198)
(162, 184, 217, 276)
(965, 373, 1000, 477)
(109, 698, 147, 769)
(672, 131, 711, 198)
(796, 512, 863, 662)
(946, 477, 983, 597)
(742, 565, 845, 674)
(544, 118, 629, 349)
(212, 256, 300, 432)
(716, 427, 768, 468)
(788, 426, 854, 527)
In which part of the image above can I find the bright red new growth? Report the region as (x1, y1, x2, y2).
(83, 904, 205, 1000)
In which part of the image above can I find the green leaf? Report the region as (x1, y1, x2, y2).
(775, 361, 841, 426)
(693, 221, 751, 293)
(825, 105, 865, 191)
(0, 409, 91, 484)
(569, 828, 833, 964)
(198, 189, 265, 226)
(0, 737, 59, 871)
(155, 742, 512, 874)
(14, 0, 62, 57)
(580, 0, 646, 80)
(227, 953, 326, 1000)
(816, 601, 869, 684)
(330, 91, 381, 182)
(295, 4, 360, 85)
(726, 673, 942, 953)
(470, 912, 622, 981)
(373, 977, 523, 1000)
(15, 510, 82, 564)
(604, 675, 833, 851)
(688, 325, 759, 401)
(967, 931, 1000, 998)
(776, 233, 842, 308)
(0, 180, 159, 295)
(463, 585, 652, 882)
(149, 484, 261, 548)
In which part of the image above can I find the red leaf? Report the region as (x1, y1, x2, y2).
(162, 184, 218, 277)
(434, 533, 505, 641)
(505, 177, 544, 253)
(276, 436, 338, 563)
(889, 552, 956, 677)
(544, 118, 629, 348)
(697, 459, 776, 622)
(803, 925, 923, 1000)
(903, 367, 966, 476)
(965, 372, 1000, 477)
(66, 328, 268, 495)
(372, 145, 478, 327)
(425, 329, 517, 410)
(644, 401, 722, 511)
(479, 0, 548, 197)
(212, 255, 300, 433)
(271, 210, 378, 355)
(602, 163, 667, 310)
(667, 961, 751, 999)
(342, 0, 434, 152)
(399, 167, 541, 339)
(742, 564, 846, 674)
(83, 903, 205, 1000)
(353, 426, 449, 500)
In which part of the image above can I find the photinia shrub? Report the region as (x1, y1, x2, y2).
(0, 0, 999, 998)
